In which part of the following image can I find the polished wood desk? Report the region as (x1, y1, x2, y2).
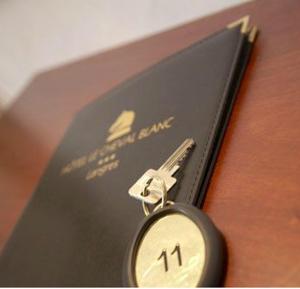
(0, 0, 299, 286)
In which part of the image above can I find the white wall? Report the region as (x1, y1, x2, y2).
(0, 0, 248, 109)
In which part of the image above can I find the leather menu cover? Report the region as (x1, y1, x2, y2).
(0, 18, 257, 286)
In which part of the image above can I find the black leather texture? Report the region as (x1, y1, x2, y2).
(0, 24, 254, 286)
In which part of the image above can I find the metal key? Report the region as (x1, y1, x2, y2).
(129, 138, 195, 204)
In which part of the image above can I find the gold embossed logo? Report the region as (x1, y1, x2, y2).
(106, 110, 135, 142)
(60, 113, 175, 180)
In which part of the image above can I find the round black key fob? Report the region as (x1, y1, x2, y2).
(123, 203, 226, 287)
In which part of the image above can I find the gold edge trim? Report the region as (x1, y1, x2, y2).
(227, 15, 250, 34)
(248, 25, 258, 43)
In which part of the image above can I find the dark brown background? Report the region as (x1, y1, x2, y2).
(0, 0, 299, 286)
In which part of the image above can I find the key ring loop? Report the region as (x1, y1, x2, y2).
(142, 175, 168, 216)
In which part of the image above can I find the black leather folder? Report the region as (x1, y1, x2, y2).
(0, 17, 257, 286)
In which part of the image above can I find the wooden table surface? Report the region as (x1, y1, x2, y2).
(0, 0, 299, 286)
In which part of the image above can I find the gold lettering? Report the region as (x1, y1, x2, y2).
(61, 155, 88, 175)
(138, 116, 174, 140)
(164, 116, 175, 128)
(86, 159, 120, 181)
(149, 123, 159, 134)
(98, 132, 136, 157)
(60, 163, 73, 175)
(88, 150, 98, 163)
(86, 169, 97, 180)
(61, 116, 175, 178)
(138, 128, 148, 140)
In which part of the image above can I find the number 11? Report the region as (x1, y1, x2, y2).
(157, 244, 182, 272)
(171, 243, 182, 266)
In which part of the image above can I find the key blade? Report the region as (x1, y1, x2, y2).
(168, 164, 180, 176)
(128, 138, 196, 205)
(159, 138, 195, 173)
